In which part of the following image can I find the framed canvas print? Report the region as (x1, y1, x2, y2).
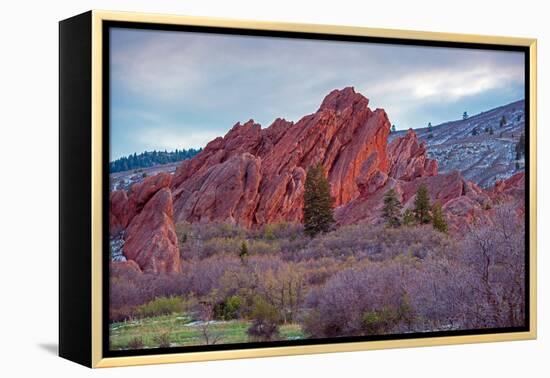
(59, 10, 537, 368)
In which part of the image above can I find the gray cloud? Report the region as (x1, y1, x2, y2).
(110, 27, 524, 158)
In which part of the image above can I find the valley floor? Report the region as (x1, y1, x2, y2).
(110, 314, 303, 350)
(110, 207, 525, 352)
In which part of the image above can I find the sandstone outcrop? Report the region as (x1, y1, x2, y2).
(172, 152, 262, 225)
(110, 172, 182, 274)
(171, 87, 391, 226)
(335, 130, 494, 230)
(491, 172, 525, 200)
(110, 190, 129, 234)
(110, 87, 526, 272)
(127, 172, 172, 220)
(388, 129, 438, 180)
(124, 187, 181, 274)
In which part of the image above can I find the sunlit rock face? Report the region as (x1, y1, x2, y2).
(171, 87, 392, 226)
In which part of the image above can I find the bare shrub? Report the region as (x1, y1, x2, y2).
(153, 331, 171, 348)
(109, 306, 136, 323)
(458, 204, 525, 328)
(247, 296, 281, 342)
(260, 222, 304, 240)
(292, 223, 449, 262)
(177, 221, 306, 260)
(135, 296, 183, 318)
(198, 301, 222, 345)
(404, 204, 525, 331)
(183, 255, 243, 297)
(255, 264, 307, 323)
(127, 336, 144, 350)
(303, 261, 415, 338)
(113, 205, 525, 338)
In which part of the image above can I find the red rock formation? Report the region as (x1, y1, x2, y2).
(124, 187, 181, 274)
(171, 120, 264, 189)
(169, 87, 518, 230)
(336, 130, 493, 228)
(491, 172, 525, 200)
(257, 118, 294, 156)
(111, 87, 526, 268)
(111, 260, 142, 276)
(113, 172, 182, 274)
(172, 153, 262, 226)
(110, 190, 129, 234)
(127, 172, 172, 220)
(171, 87, 391, 226)
(400, 171, 477, 207)
(388, 129, 438, 180)
(334, 177, 399, 225)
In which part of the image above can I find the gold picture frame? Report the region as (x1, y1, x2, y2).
(59, 10, 537, 368)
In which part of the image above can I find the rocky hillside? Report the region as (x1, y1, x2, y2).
(390, 100, 525, 188)
(170, 87, 391, 227)
(110, 88, 525, 274)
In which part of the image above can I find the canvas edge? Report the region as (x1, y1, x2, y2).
(88, 9, 537, 368)
(59, 10, 93, 368)
(91, 9, 103, 369)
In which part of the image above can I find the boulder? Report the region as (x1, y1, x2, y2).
(124, 187, 181, 274)
(110, 172, 182, 274)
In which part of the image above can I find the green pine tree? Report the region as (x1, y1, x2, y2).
(414, 183, 431, 224)
(427, 122, 433, 139)
(402, 209, 416, 226)
(391, 124, 397, 133)
(431, 202, 448, 233)
(239, 241, 249, 260)
(303, 163, 335, 237)
(382, 189, 402, 227)
(500, 115, 507, 128)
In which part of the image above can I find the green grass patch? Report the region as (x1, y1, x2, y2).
(109, 314, 305, 350)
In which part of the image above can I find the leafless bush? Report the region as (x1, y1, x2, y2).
(247, 296, 281, 342)
(113, 206, 525, 338)
(303, 260, 415, 338)
(197, 301, 222, 345)
(458, 204, 525, 328)
(153, 331, 171, 348)
(127, 336, 144, 349)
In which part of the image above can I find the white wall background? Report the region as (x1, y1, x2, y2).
(0, 0, 547, 376)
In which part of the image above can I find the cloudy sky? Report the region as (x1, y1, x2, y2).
(110, 27, 525, 159)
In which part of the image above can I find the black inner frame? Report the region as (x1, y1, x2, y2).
(102, 20, 531, 359)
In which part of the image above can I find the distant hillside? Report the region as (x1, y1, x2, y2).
(109, 148, 202, 173)
(390, 100, 526, 188)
